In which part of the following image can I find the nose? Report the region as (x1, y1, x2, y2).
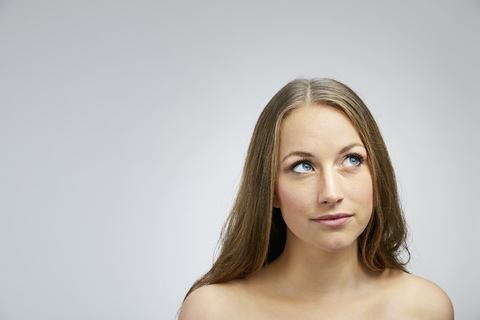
(317, 168, 344, 205)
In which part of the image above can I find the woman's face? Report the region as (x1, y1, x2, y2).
(274, 105, 373, 253)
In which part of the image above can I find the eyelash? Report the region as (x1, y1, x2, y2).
(346, 152, 365, 167)
(290, 158, 313, 171)
(289, 153, 366, 171)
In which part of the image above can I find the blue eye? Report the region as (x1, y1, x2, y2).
(343, 154, 364, 167)
(292, 161, 313, 173)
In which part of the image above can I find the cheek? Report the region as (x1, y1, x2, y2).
(275, 183, 295, 209)
(352, 177, 374, 214)
(275, 180, 309, 212)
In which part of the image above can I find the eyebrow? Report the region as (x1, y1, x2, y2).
(338, 142, 365, 155)
(281, 151, 314, 163)
(280, 142, 365, 163)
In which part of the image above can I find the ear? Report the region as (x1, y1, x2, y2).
(272, 190, 280, 208)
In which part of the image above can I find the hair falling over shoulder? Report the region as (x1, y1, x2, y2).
(184, 78, 410, 300)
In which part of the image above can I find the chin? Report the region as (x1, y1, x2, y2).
(315, 237, 358, 253)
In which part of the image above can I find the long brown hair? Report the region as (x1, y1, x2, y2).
(184, 78, 409, 299)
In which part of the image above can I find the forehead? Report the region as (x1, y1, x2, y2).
(279, 105, 363, 153)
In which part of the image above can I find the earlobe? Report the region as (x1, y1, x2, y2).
(273, 191, 280, 208)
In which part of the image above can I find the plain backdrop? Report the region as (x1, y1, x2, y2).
(0, 0, 479, 319)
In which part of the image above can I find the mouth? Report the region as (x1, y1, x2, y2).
(312, 213, 353, 227)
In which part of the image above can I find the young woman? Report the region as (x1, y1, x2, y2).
(179, 78, 453, 319)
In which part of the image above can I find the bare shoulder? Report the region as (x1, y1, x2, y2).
(178, 282, 246, 320)
(385, 270, 454, 320)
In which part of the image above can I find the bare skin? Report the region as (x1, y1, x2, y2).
(179, 106, 454, 319)
(180, 257, 453, 319)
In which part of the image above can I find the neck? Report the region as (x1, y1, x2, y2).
(264, 233, 372, 301)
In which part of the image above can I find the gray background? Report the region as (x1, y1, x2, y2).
(1, 0, 479, 319)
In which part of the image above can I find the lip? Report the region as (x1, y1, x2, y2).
(312, 213, 353, 227)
